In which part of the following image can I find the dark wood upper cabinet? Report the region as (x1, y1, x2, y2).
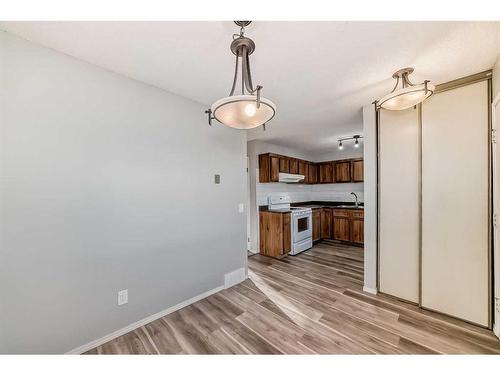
(258, 153, 281, 182)
(289, 158, 299, 174)
(279, 157, 290, 173)
(258, 154, 270, 183)
(298, 160, 309, 183)
(259, 153, 362, 184)
(334, 160, 351, 183)
(308, 163, 318, 184)
(351, 158, 364, 182)
(270, 155, 280, 182)
(319, 162, 334, 183)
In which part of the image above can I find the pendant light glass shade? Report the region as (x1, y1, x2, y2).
(205, 21, 276, 129)
(211, 95, 276, 129)
(379, 82, 435, 111)
(377, 68, 434, 111)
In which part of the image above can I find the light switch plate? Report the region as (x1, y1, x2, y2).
(238, 203, 244, 213)
(118, 289, 128, 306)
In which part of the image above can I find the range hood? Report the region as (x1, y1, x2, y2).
(278, 172, 305, 183)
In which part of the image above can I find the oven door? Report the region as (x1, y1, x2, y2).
(293, 212, 312, 243)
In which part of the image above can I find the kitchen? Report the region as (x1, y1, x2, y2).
(255, 152, 364, 258)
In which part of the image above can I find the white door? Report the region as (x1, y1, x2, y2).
(493, 94, 500, 338)
(421, 81, 489, 327)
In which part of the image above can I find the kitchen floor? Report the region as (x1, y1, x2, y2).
(85, 242, 500, 354)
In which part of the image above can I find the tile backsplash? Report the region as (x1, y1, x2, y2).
(256, 182, 364, 206)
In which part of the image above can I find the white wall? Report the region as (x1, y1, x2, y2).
(247, 139, 364, 252)
(0, 31, 247, 353)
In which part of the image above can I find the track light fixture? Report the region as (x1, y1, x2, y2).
(338, 135, 363, 150)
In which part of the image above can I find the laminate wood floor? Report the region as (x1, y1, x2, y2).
(85, 242, 500, 354)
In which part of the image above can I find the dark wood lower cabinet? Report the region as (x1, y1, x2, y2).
(320, 208, 332, 239)
(312, 209, 321, 241)
(332, 208, 364, 244)
(261, 207, 364, 259)
(312, 208, 364, 245)
(351, 217, 364, 244)
(333, 216, 351, 241)
(259, 211, 291, 258)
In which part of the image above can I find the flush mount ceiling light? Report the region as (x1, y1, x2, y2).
(338, 135, 363, 150)
(205, 21, 276, 130)
(376, 67, 435, 111)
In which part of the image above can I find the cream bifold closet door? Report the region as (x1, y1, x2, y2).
(379, 107, 420, 303)
(421, 81, 490, 326)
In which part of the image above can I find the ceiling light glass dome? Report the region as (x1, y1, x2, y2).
(211, 95, 276, 130)
(205, 21, 276, 130)
(377, 68, 435, 111)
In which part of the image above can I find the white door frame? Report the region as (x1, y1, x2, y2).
(493, 93, 500, 339)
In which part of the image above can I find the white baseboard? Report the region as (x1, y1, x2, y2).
(224, 267, 247, 289)
(65, 284, 224, 354)
(363, 285, 378, 295)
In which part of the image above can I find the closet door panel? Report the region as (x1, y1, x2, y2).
(421, 81, 489, 326)
(379, 108, 420, 302)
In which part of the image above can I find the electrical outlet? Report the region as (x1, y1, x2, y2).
(496, 298, 500, 313)
(214, 174, 221, 184)
(118, 289, 128, 306)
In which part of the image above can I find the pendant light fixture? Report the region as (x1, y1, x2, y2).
(205, 21, 276, 130)
(376, 67, 435, 111)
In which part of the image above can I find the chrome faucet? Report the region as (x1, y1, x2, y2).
(350, 192, 359, 208)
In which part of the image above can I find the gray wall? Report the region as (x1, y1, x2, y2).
(0, 31, 247, 353)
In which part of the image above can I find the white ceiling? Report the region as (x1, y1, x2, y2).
(2, 21, 500, 156)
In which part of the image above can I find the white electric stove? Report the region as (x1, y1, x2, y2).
(268, 195, 312, 255)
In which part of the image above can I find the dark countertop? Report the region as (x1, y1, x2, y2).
(259, 201, 364, 213)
